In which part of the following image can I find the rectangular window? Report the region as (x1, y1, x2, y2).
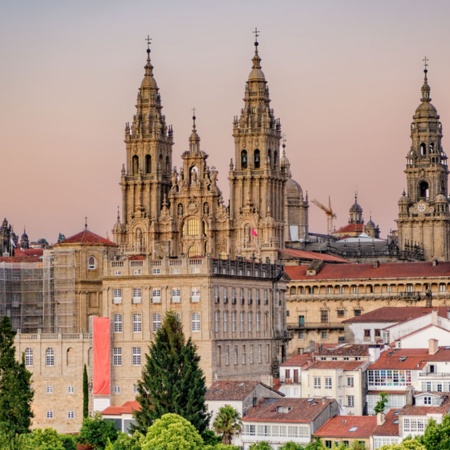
(354, 309, 361, 317)
(242, 345, 246, 365)
(314, 377, 321, 389)
(231, 287, 236, 304)
(191, 287, 200, 303)
(152, 313, 161, 332)
(132, 288, 142, 303)
(113, 288, 122, 304)
(258, 344, 262, 364)
(248, 312, 253, 332)
(264, 289, 268, 304)
(171, 288, 181, 303)
(133, 314, 142, 332)
(113, 347, 122, 366)
(232, 312, 236, 332)
(364, 329, 371, 338)
(214, 311, 220, 333)
(223, 287, 228, 304)
(337, 309, 345, 317)
(132, 347, 141, 366)
(46, 385, 53, 394)
(214, 287, 220, 303)
(321, 310, 328, 323)
(152, 289, 161, 303)
(347, 395, 354, 407)
(256, 312, 261, 332)
(240, 312, 245, 332)
(233, 346, 238, 365)
(347, 376, 354, 387)
(67, 386, 74, 394)
(325, 377, 332, 389)
(240, 288, 245, 304)
(321, 331, 328, 340)
(223, 311, 228, 333)
(46, 411, 54, 419)
(67, 411, 74, 419)
(152, 268, 161, 275)
(113, 314, 123, 333)
(250, 345, 254, 364)
(225, 346, 230, 366)
(113, 386, 121, 394)
(191, 312, 201, 332)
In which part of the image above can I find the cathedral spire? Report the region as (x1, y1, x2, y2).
(421, 56, 431, 102)
(189, 108, 201, 154)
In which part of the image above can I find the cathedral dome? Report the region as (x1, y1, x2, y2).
(414, 101, 438, 119)
(398, 193, 409, 204)
(248, 42, 266, 82)
(366, 219, 376, 228)
(435, 193, 447, 203)
(286, 178, 303, 199)
(349, 200, 363, 213)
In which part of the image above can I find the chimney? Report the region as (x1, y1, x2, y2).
(429, 338, 438, 355)
(431, 309, 438, 326)
(405, 386, 414, 406)
(322, 397, 327, 405)
(377, 412, 385, 426)
(368, 345, 381, 363)
(372, 260, 380, 269)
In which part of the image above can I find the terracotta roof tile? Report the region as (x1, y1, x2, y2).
(316, 344, 370, 357)
(280, 353, 312, 367)
(285, 261, 450, 282)
(314, 415, 377, 439)
(344, 307, 449, 324)
(400, 395, 450, 416)
(306, 361, 367, 371)
(206, 380, 281, 401)
(334, 223, 365, 235)
(368, 349, 429, 370)
(372, 409, 401, 437)
(102, 400, 140, 415)
(280, 249, 349, 263)
(243, 398, 336, 423)
(56, 229, 117, 247)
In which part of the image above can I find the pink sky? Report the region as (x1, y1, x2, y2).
(2, 1, 450, 243)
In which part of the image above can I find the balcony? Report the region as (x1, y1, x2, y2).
(287, 322, 344, 331)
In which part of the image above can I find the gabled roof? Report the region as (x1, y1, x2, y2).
(305, 361, 366, 371)
(242, 397, 336, 423)
(102, 400, 140, 415)
(314, 415, 377, 439)
(206, 380, 282, 401)
(400, 395, 450, 416)
(372, 409, 401, 437)
(285, 261, 450, 281)
(280, 353, 312, 368)
(56, 229, 117, 247)
(279, 248, 349, 264)
(316, 344, 370, 357)
(333, 223, 364, 235)
(14, 248, 44, 258)
(344, 307, 448, 324)
(368, 349, 429, 370)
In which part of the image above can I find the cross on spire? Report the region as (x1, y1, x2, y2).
(282, 133, 287, 148)
(423, 56, 429, 71)
(146, 35, 152, 51)
(253, 27, 260, 44)
(192, 107, 196, 130)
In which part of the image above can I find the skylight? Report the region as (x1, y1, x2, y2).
(349, 427, 358, 432)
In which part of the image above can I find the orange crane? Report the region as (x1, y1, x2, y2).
(312, 197, 337, 235)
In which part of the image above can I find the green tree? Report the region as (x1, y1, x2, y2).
(25, 428, 65, 450)
(142, 413, 204, 450)
(104, 431, 144, 450)
(374, 392, 389, 415)
(83, 364, 89, 419)
(213, 405, 242, 445)
(77, 413, 118, 450)
(0, 316, 34, 436)
(133, 311, 210, 436)
(380, 438, 426, 450)
(279, 442, 305, 450)
(249, 442, 273, 450)
(417, 414, 450, 450)
(304, 438, 325, 450)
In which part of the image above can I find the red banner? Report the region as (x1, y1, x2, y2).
(93, 317, 111, 395)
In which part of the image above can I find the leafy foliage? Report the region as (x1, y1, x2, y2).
(279, 442, 306, 450)
(133, 311, 210, 436)
(77, 413, 118, 449)
(142, 413, 204, 450)
(25, 428, 66, 450)
(416, 414, 450, 450)
(213, 405, 242, 445)
(104, 431, 144, 450)
(374, 392, 389, 415)
(83, 364, 89, 419)
(0, 316, 34, 436)
(249, 442, 273, 450)
(380, 438, 426, 449)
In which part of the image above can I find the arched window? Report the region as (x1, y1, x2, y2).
(190, 166, 199, 184)
(88, 256, 96, 270)
(145, 155, 151, 173)
(66, 347, 74, 366)
(46, 348, 54, 367)
(136, 228, 143, 250)
(185, 219, 200, 236)
(166, 156, 170, 172)
(241, 150, 248, 169)
(188, 245, 201, 257)
(268, 149, 272, 167)
(244, 224, 251, 243)
(254, 149, 261, 169)
(419, 181, 429, 199)
(132, 155, 139, 174)
(25, 348, 33, 366)
(420, 143, 426, 156)
(274, 150, 278, 165)
(177, 203, 183, 216)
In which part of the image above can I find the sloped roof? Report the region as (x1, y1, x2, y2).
(334, 223, 364, 235)
(56, 229, 117, 247)
(372, 409, 401, 437)
(206, 380, 281, 401)
(280, 353, 312, 368)
(401, 395, 450, 416)
(343, 307, 448, 324)
(243, 397, 335, 423)
(316, 344, 370, 357)
(314, 415, 377, 439)
(279, 248, 349, 264)
(285, 261, 450, 281)
(368, 348, 429, 370)
(102, 400, 140, 415)
(305, 361, 367, 371)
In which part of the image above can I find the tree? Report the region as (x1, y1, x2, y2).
(25, 428, 66, 450)
(249, 442, 273, 450)
(374, 392, 389, 415)
(279, 443, 305, 450)
(380, 438, 426, 450)
(133, 311, 210, 435)
(83, 364, 89, 418)
(142, 413, 204, 450)
(213, 405, 242, 445)
(77, 413, 118, 450)
(0, 316, 34, 436)
(417, 414, 450, 450)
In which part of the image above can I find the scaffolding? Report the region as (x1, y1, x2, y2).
(0, 261, 44, 333)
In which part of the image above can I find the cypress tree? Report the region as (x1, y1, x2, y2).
(133, 311, 210, 436)
(83, 364, 89, 418)
(0, 316, 34, 435)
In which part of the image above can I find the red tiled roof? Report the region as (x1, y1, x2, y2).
(343, 307, 448, 324)
(372, 409, 401, 437)
(334, 223, 364, 235)
(316, 344, 370, 357)
(400, 395, 450, 416)
(102, 400, 140, 415)
(0, 256, 42, 263)
(206, 380, 281, 401)
(279, 249, 349, 264)
(368, 349, 429, 370)
(56, 229, 117, 247)
(14, 248, 44, 258)
(314, 415, 377, 439)
(243, 397, 336, 423)
(280, 353, 312, 368)
(305, 361, 366, 371)
(285, 261, 450, 281)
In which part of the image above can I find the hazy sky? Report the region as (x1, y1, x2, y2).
(2, 0, 450, 243)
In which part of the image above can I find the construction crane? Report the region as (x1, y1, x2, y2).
(312, 197, 337, 235)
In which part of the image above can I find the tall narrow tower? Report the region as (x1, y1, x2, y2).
(229, 31, 287, 262)
(397, 60, 450, 261)
(113, 40, 174, 253)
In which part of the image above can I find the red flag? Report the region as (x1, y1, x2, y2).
(251, 228, 258, 237)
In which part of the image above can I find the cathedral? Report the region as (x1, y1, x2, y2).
(112, 37, 308, 263)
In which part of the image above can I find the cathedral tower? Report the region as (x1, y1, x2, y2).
(397, 61, 450, 260)
(229, 33, 288, 262)
(113, 41, 174, 253)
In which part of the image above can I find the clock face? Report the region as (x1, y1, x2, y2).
(417, 202, 426, 213)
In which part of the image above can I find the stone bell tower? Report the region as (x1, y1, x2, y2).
(397, 59, 450, 261)
(229, 31, 288, 262)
